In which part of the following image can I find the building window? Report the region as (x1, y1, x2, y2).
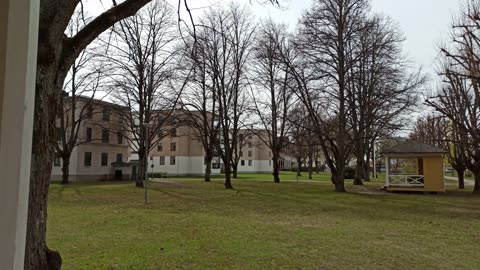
(54, 154, 61, 167)
(84, 152, 92, 167)
(101, 153, 108, 166)
(248, 134, 253, 139)
(212, 163, 220, 169)
(248, 160, 253, 166)
(170, 128, 177, 137)
(117, 111, 123, 123)
(102, 109, 110, 121)
(116, 153, 123, 163)
(269, 151, 271, 158)
(102, 129, 109, 143)
(87, 106, 93, 119)
(157, 143, 163, 152)
(248, 142, 253, 148)
(269, 160, 272, 166)
(117, 132, 123, 144)
(158, 130, 164, 138)
(86, 127, 92, 142)
(248, 151, 252, 157)
(170, 142, 176, 151)
(159, 156, 165, 165)
(239, 151, 243, 157)
(170, 156, 176, 165)
(241, 160, 245, 166)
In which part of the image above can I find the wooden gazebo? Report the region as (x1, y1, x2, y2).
(381, 141, 446, 193)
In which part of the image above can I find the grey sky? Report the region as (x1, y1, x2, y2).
(88, 0, 461, 75)
(252, 0, 461, 76)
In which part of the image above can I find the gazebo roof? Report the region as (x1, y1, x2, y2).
(381, 141, 446, 155)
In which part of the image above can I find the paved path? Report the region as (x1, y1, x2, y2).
(445, 176, 475, 186)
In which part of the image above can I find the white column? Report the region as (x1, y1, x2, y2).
(0, 0, 39, 269)
(385, 156, 390, 187)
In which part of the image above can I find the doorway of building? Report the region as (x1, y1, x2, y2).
(115, 170, 123, 180)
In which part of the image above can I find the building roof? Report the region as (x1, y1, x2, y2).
(381, 141, 446, 155)
(66, 95, 129, 110)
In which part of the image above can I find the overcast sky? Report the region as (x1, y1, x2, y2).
(253, 0, 462, 77)
(89, 0, 462, 76)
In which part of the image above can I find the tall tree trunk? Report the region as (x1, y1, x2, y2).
(25, 73, 62, 270)
(363, 162, 370, 182)
(315, 158, 319, 174)
(353, 142, 364, 185)
(335, 161, 347, 192)
(308, 156, 313, 180)
(61, 155, 70, 185)
(457, 169, 465, 190)
(296, 157, 301, 177)
(204, 157, 212, 182)
(331, 172, 346, 192)
(272, 154, 280, 183)
(473, 172, 480, 194)
(232, 163, 238, 179)
(136, 149, 145, 188)
(224, 160, 234, 189)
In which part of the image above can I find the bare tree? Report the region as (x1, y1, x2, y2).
(288, 108, 309, 177)
(30, 0, 281, 267)
(426, 0, 480, 193)
(410, 114, 467, 189)
(179, 34, 221, 182)
(29, 1, 155, 268)
(106, 1, 182, 188)
(55, 12, 110, 185)
(250, 20, 294, 183)
(228, 4, 256, 180)
(347, 15, 422, 185)
(285, 0, 370, 192)
(197, 4, 255, 189)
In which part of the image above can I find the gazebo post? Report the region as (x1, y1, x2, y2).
(385, 156, 390, 187)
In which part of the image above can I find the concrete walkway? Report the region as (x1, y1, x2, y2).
(445, 176, 475, 186)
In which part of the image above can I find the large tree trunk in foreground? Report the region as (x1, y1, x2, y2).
(61, 155, 70, 185)
(26, 1, 154, 269)
(25, 67, 63, 270)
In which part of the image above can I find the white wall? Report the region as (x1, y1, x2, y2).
(237, 160, 272, 173)
(148, 156, 221, 176)
(0, 0, 39, 268)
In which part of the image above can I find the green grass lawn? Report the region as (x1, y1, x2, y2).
(48, 175, 480, 270)
(160, 171, 385, 182)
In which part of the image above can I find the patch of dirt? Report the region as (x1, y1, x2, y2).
(349, 185, 387, 195)
(446, 207, 480, 215)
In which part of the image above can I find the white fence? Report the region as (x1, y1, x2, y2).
(388, 175, 424, 187)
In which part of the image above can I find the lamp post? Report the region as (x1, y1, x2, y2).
(143, 122, 153, 204)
